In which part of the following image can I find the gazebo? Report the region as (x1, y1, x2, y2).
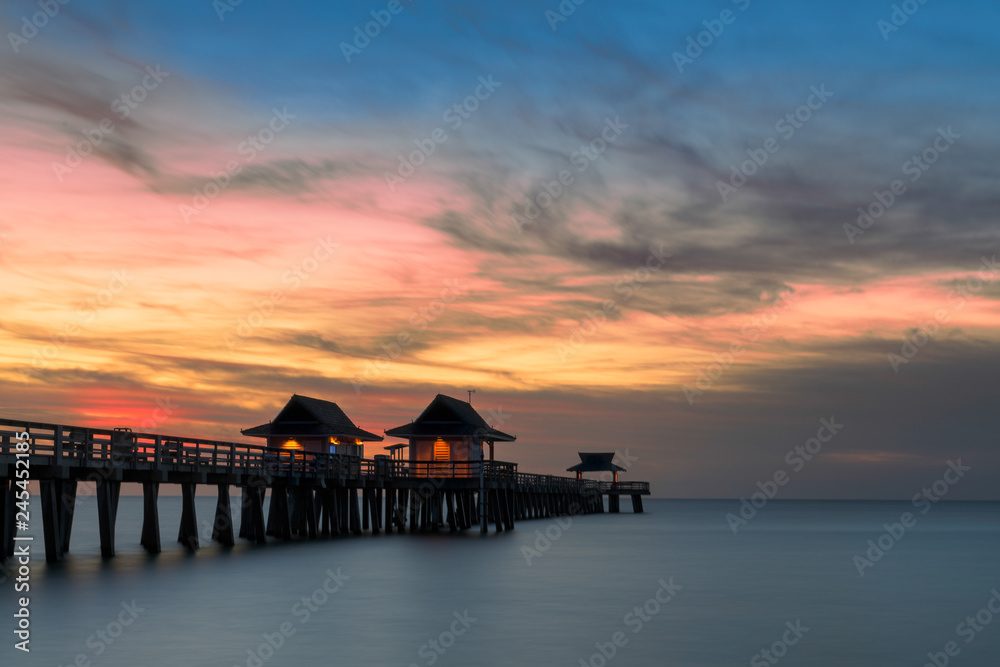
(384, 394, 515, 472)
(567, 452, 625, 482)
(242, 394, 383, 455)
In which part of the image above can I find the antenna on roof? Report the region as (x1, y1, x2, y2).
(466, 388, 476, 404)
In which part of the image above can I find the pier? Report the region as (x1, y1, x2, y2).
(0, 416, 650, 564)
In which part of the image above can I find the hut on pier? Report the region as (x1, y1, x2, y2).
(567, 452, 625, 482)
(384, 394, 515, 475)
(241, 394, 382, 455)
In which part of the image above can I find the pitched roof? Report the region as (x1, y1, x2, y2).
(384, 394, 515, 441)
(566, 452, 625, 473)
(242, 394, 383, 441)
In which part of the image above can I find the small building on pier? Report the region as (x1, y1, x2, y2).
(384, 394, 515, 470)
(241, 394, 383, 455)
(567, 452, 625, 482)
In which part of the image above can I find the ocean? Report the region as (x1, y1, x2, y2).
(2, 497, 999, 666)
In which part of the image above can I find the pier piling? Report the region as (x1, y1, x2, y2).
(212, 484, 234, 547)
(141, 481, 161, 554)
(177, 482, 198, 550)
(96, 479, 120, 558)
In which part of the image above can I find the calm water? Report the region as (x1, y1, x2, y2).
(2, 497, 999, 666)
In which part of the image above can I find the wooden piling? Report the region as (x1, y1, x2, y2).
(96, 479, 120, 558)
(265, 486, 279, 537)
(60, 480, 77, 553)
(177, 482, 198, 550)
(383, 487, 394, 534)
(349, 489, 362, 535)
(455, 491, 467, 530)
(40, 479, 63, 563)
(395, 489, 409, 531)
(369, 488, 381, 534)
(314, 489, 327, 536)
(327, 488, 341, 536)
(631, 494, 643, 513)
(446, 492, 457, 532)
(238, 485, 250, 539)
(141, 481, 161, 554)
(212, 484, 234, 547)
(410, 491, 420, 534)
(490, 489, 503, 533)
(503, 489, 514, 530)
(339, 488, 350, 533)
(274, 487, 292, 540)
(362, 487, 371, 531)
(419, 492, 430, 531)
(248, 485, 267, 544)
(303, 489, 318, 539)
(1, 479, 13, 558)
(372, 487, 382, 535)
(289, 488, 304, 537)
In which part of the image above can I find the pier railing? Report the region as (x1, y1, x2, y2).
(0, 419, 360, 479)
(374, 459, 516, 480)
(0, 418, 648, 494)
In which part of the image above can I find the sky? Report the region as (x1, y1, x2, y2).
(1, 0, 998, 499)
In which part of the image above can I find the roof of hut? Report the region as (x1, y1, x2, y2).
(566, 452, 625, 473)
(242, 394, 383, 441)
(384, 394, 515, 441)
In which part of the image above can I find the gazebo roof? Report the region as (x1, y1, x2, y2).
(566, 452, 625, 473)
(384, 394, 515, 441)
(242, 394, 383, 441)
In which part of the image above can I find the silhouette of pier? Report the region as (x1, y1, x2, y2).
(0, 417, 650, 564)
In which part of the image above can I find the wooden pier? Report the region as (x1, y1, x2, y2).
(0, 418, 650, 563)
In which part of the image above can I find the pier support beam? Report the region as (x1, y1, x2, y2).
(501, 489, 514, 530)
(349, 489, 362, 536)
(369, 488, 381, 534)
(631, 494, 643, 513)
(454, 491, 467, 530)
(141, 481, 161, 554)
(333, 487, 344, 535)
(96, 479, 121, 558)
(60, 480, 77, 554)
(241, 484, 267, 545)
(212, 484, 234, 547)
(383, 487, 394, 535)
(410, 491, 420, 534)
(39, 480, 63, 563)
(267, 486, 292, 540)
(37, 479, 76, 562)
(490, 489, 503, 533)
(370, 489, 379, 532)
(339, 488, 350, 533)
(301, 488, 317, 539)
(478, 490, 487, 534)
(394, 489, 408, 531)
(1, 479, 14, 558)
(177, 482, 198, 550)
(446, 492, 457, 532)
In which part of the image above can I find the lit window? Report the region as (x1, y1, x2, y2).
(433, 438, 449, 461)
(282, 439, 303, 450)
(329, 437, 340, 445)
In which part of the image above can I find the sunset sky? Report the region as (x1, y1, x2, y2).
(2, 1, 998, 499)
